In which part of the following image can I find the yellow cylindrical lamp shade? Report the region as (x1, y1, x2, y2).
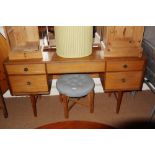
(54, 26, 93, 58)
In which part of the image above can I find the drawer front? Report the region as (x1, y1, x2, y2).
(47, 61, 105, 74)
(9, 75, 48, 94)
(6, 64, 46, 75)
(105, 71, 143, 90)
(106, 60, 145, 71)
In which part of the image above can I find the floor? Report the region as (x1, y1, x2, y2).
(0, 91, 155, 129)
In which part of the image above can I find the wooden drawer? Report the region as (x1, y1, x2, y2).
(105, 71, 143, 90)
(6, 64, 46, 75)
(47, 61, 105, 74)
(106, 60, 145, 71)
(9, 75, 49, 94)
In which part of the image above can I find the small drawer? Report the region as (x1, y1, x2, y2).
(106, 60, 145, 71)
(9, 75, 49, 94)
(105, 71, 143, 90)
(5, 64, 46, 75)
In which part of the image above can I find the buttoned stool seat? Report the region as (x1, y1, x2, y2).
(56, 74, 95, 118)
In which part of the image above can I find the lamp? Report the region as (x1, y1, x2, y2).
(54, 26, 93, 58)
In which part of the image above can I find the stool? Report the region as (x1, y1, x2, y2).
(56, 74, 95, 118)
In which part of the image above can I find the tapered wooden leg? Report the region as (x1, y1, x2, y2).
(62, 95, 69, 119)
(0, 91, 8, 118)
(88, 90, 94, 113)
(59, 94, 63, 103)
(116, 91, 123, 114)
(30, 95, 38, 117)
(108, 93, 112, 97)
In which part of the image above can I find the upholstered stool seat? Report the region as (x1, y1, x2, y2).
(56, 74, 95, 118)
(56, 74, 94, 97)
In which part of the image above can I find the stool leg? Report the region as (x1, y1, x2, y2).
(62, 95, 69, 118)
(59, 94, 63, 104)
(88, 90, 94, 113)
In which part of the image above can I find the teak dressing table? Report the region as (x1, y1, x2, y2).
(4, 47, 146, 116)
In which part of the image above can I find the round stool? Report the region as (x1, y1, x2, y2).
(56, 74, 95, 118)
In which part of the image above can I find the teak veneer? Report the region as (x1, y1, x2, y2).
(4, 47, 146, 116)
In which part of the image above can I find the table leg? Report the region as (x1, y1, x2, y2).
(116, 91, 123, 114)
(30, 95, 38, 117)
(0, 89, 8, 118)
(150, 104, 155, 121)
(108, 93, 112, 97)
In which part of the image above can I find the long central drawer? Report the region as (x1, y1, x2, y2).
(47, 61, 105, 74)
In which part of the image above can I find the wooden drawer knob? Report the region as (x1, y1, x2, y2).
(123, 64, 128, 68)
(121, 78, 126, 83)
(27, 81, 31, 85)
(24, 67, 28, 72)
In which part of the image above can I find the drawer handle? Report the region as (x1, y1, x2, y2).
(27, 81, 31, 85)
(123, 64, 128, 68)
(24, 67, 28, 72)
(121, 78, 126, 83)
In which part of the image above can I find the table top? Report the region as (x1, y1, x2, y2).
(4, 47, 104, 64)
(4, 46, 146, 65)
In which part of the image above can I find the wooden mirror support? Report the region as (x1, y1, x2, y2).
(4, 26, 42, 60)
(96, 26, 144, 57)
